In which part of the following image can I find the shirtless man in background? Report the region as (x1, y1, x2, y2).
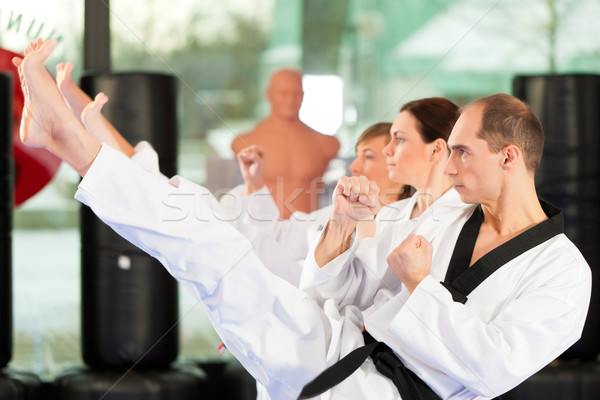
(231, 69, 340, 219)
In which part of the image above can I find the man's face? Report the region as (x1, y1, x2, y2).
(444, 105, 504, 205)
(267, 73, 304, 120)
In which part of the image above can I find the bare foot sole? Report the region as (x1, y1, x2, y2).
(16, 39, 77, 150)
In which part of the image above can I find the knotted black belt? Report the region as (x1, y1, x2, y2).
(298, 329, 440, 399)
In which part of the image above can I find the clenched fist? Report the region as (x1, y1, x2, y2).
(386, 233, 433, 293)
(237, 145, 265, 195)
(331, 175, 381, 229)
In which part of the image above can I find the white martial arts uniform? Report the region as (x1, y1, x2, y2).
(130, 141, 279, 226)
(225, 189, 406, 290)
(132, 141, 335, 400)
(223, 183, 332, 287)
(222, 186, 333, 400)
(131, 141, 329, 288)
(75, 145, 591, 400)
(300, 189, 470, 310)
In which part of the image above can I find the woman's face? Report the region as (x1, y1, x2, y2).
(382, 110, 433, 186)
(349, 135, 394, 194)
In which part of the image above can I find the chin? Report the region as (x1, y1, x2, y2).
(387, 171, 401, 182)
(452, 187, 467, 201)
(457, 192, 477, 205)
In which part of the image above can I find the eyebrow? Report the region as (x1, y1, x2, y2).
(358, 146, 376, 152)
(450, 144, 470, 151)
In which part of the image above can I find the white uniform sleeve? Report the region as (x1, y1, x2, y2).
(218, 185, 314, 286)
(218, 183, 280, 229)
(220, 185, 312, 262)
(129, 144, 304, 285)
(300, 223, 400, 310)
(271, 210, 326, 262)
(74, 145, 364, 399)
(130, 140, 168, 181)
(299, 234, 367, 307)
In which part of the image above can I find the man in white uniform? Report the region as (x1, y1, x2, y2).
(14, 38, 591, 400)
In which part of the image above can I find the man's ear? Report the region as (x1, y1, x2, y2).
(501, 144, 521, 169)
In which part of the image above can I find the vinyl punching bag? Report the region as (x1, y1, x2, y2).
(0, 72, 13, 369)
(55, 365, 205, 399)
(513, 74, 600, 361)
(79, 73, 179, 369)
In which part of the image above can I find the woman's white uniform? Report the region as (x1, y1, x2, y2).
(75, 145, 591, 400)
(300, 189, 469, 310)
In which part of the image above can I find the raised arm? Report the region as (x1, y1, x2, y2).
(314, 175, 380, 266)
(236, 145, 266, 195)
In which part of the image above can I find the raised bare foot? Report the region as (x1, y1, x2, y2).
(81, 92, 135, 157)
(56, 62, 92, 118)
(13, 38, 102, 176)
(56, 61, 75, 97)
(82, 92, 111, 138)
(82, 91, 108, 123)
(56, 60, 92, 117)
(13, 38, 69, 150)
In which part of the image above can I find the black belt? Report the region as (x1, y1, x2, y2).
(297, 330, 441, 399)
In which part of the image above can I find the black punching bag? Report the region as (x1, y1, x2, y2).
(513, 74, 600, 361)
(55, 365, 205, 400)
(0, 72, 13, 369)
(79, 73, 179, 369)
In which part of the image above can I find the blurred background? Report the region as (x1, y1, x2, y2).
(1, 0, 600, 384)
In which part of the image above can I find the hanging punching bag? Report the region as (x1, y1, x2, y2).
(79, 73, 179, 369)
(0, 72, 13, 369)
(513, 74, 600, 361)
(0, 370, 42, 400)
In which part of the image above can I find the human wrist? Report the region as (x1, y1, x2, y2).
(245, 180, 264, 196)
(327, 218, 357, 238)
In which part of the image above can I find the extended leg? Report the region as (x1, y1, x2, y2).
(81, 92, 135, 156)
(56, 61, 134, 157)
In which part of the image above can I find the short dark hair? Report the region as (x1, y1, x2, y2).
(466, 93, 544, 171)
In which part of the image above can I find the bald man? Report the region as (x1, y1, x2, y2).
(231, 69, 340, 219)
